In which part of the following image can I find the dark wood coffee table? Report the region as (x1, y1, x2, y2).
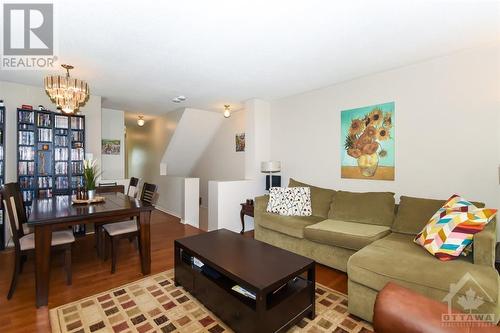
(174, 229, 315, 333)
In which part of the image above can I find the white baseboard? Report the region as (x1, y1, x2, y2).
(155, 206, 182, 219)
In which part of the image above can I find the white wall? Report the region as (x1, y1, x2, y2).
(271, 44, 500, 223)
(190, 110, 246, 207)
(208, 180, 262, 232)
(184, 178, 200, 227)
(162, 108, 223, 176)
(206, 99, 272, 232)
(101, 108, 125, 180)
(244, 99, 271, 180)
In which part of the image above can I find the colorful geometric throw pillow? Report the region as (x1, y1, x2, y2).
(414, 194, 497, 261)
(266, 187, 312, 216)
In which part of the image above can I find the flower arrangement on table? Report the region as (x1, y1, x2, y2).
(344, 107, 392, 177)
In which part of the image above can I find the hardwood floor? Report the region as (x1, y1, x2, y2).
(0, 210, 348, 333)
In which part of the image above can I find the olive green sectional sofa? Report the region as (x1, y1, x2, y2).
(254, 179, 499, 323)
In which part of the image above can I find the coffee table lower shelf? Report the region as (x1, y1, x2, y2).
(174, 245, 315, 333)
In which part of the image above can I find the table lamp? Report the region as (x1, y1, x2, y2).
(261, 161, 281, 190)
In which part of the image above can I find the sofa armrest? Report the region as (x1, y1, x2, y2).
(254, 195, 269, 214)
(473, 218, 496, 267)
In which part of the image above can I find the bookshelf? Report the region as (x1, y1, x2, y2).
(17, 108, 86, 228)
(0, 106, 4, 250)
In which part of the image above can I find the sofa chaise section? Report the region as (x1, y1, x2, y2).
(347, 227, 500, 322)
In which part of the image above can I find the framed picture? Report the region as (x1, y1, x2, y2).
(101, 139, 121, 155)
(341, 102, 394, 180)
(235, 133, 245, 152)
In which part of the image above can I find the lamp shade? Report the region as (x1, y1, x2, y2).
(261, 161, 281, 173)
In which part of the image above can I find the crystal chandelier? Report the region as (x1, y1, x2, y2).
(44, 64, 89, 114)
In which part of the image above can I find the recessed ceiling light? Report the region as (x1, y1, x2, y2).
(172, 95, 187, 103)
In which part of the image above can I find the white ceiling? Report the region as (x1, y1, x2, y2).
(1, 0, 499, 115)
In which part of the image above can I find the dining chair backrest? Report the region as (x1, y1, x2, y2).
(127, 177, 140, 198)
(1, 183, 28, 249)
(99, 182, 118, 186)
(140, 183, 158, 205)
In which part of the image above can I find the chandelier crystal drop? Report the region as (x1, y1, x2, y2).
(44, 64, 89, 114)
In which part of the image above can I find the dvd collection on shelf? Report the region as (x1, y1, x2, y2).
(19, 131, 35, 145)
(71, 117, 84, 129)
(16, 108, 86, 232)
(55, 115, 69, 128)
(71, 148, 84, 160)
(18, 161, 35, 175)
(38, 128, 53, 142)
(19, 146, 35, 160)
(71, 176, 84, 188)
(55, 176, 69, 189)
(55, 161, 68, 174)
(38, 176, 53, 188)
(72, 131, 84, 142)
(19, 177, 34, 189)
(71, 161, 84, 174)
(54, 135, 69, 146)
(18, 110, 34, 123)
(37, 113, 51, 127)
(55, 147, 69, 161)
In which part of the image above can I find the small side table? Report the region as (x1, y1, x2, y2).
(240, 203, 254, 234)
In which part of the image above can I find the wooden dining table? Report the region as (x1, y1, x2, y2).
(27, 192, 155, 307)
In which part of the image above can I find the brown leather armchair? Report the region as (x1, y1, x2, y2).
(373, 282, 500, 333)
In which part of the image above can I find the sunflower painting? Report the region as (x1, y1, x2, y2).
(341, 102, 394, 180)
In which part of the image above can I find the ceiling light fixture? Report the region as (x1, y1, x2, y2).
(223, 104, 231, 118)
(44, 64, 89, 114)
(137, 115, 145, 127)
(172, 95, 187, 103)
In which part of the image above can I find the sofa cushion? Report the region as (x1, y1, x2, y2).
(414, 194, 497, 261)
(304, 219, 391, 251)
(267, 187, 312, 216)
(392, 196, 486, 235)
(328, 191, 395, 227)
(289, 178, 336, 219)
(348, 233, 498, 304)
(258, 212, 324, 239)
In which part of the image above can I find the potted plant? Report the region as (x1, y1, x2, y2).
(83, 159, 100, 199)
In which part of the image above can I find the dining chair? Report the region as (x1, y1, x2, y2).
(102, 182, 158, 273)
(127, 177, 140, 198)
(1, 183, 75, 299)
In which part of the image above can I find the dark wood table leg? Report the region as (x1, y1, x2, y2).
(34, 225, 52, 307)
(138, 211, 151, 275)
(307, 263, 316, 319)
(256, 291, 265, 332)
(174, 242, 180, 286)
(240, 208, 245, 234)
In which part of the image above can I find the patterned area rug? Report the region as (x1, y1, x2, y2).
(50, 270, 373, 333)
